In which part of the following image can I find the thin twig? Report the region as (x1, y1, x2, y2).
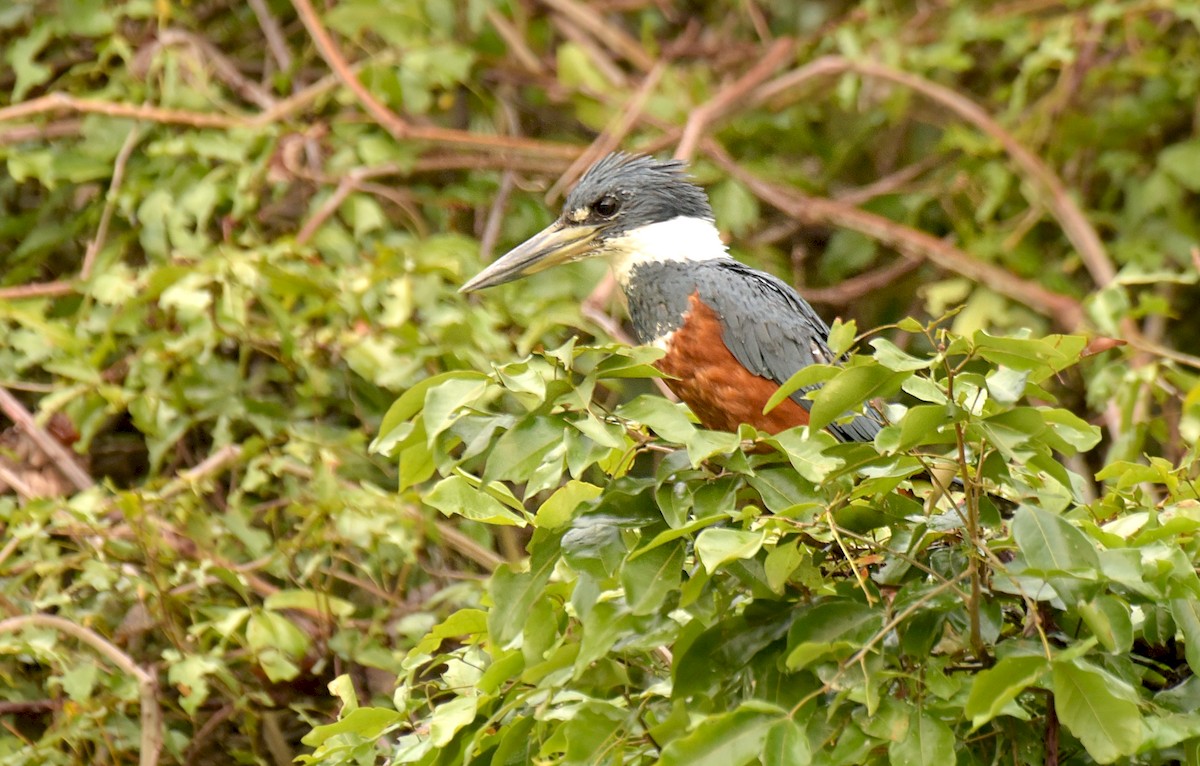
(248, 0, 293, 76)
(289, 0, 581, 159)
(82, 124, 142, 280)
(0, 387, 93, 492)
(798, 259, 921, 305)
(752, 56, 1115, 290)
(705, 141, 1086, 329)
(675, 37, 795, 161)
(540, 0, 656, 71)
(486, 8, 547, 74)
(0, 614, 162, 766)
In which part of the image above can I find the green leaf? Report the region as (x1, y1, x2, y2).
(1079, 596, 1133, 654)
(1160, 139, 1200, 191)
(301, 707, 405, 747)
(265, 589, 356, 618)
(763, 719, 811, 766)
(372, 371, 487, 455)
(763, 364, 838, 415)
(1052, 659, 1142, 763)
(808, 364, 908, 432)
(488, 531, 561, 645)
(621, 542, 685, 615)
(785, 600, 880, 670)
(1171, 599, 1200, 675)
(695, 528, 764, 573)
(425, 475, 526, 526)
(535, 480, 602, 529)
(972, 332, 1086, 378)
(888, 708, 955, 766)
(869, 337, 933, 371)
(827, 318, 857, 358)
(429, 695, 478, 747)
(985, 366, 1029, 404)
(767, 429, 843, 482)
(658, 703, 783, 766)
(1011, 505, 1100, 572)
(485, 415, 565, 483)
(965, 655, 1050, 727)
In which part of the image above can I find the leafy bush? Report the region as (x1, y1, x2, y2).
(1, 0, 1199, 764)
(357, 327, 1200, 765)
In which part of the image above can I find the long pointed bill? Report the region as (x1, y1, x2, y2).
(461, 221, 601, 292)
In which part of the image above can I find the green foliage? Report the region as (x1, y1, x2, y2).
(364, 327, 1200, 765)
(2, 0, 1200, 764)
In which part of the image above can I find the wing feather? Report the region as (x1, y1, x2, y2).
(692, 261, 882, 443)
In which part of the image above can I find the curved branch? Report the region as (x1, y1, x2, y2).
(706, 142, 1085, 329)
(752, 55, 1115, 290)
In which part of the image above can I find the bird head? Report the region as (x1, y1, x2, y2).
(460, 152, 715, 292)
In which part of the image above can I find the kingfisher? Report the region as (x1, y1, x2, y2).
(461, 152, 881, 443)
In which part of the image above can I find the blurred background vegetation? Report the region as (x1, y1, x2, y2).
(1, 0, 1199, 763)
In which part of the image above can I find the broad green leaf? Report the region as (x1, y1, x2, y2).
(488, 531, 561, 645)
(695, 528, 764, 573)
(763, 718, 811, 766)
(658, 703, 783, 766)
(763, 364, 838, 415)
(429, 695, 478, 747)
(372, 371, 487, 454)
(1011, 505, 1100, 572)
(1079, 596, 1133, 654)
(425, 475, 526, 526)
(617, 395, 696, 443)
(1052, 659, 1142, 763)
(767, 429, 843, 482)
(888, 708, 955, 766)
(484, 415, 565, 483)
(1171, 599, 1200, 674)
(264, 589, 355, 618)
(808, 364, 909, 432)
(301, 707, 405, 747)
(972, 332, 1086, 378)
(621, 542, 685, 615)
(827, 318, 857, 358)
(965, 655, 1050, 727)
(986, 366, 1029, 403)
(786, 600, 880, 670)
(535, 480, 602, 529)
(869, 337, 933, 371)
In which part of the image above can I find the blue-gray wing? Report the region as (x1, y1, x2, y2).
(692, 261, 882, 443)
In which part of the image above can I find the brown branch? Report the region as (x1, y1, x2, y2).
(752, 56, 1115, 290)
(705, 141, 1085, 328)
(0, 614, 162, 766)
(486, 8, 547, 75)
(0, 387, 93, 492)
(0, 93, 243, 130)
(0, 119, 82, 144)
(0, 281, 74, 300)
(289, 0, 580, 159)
(540, 0, 656, 71)
(247, 0, 293, 76)
(675, 37, 795, 160)
(798, 259, 921, 305)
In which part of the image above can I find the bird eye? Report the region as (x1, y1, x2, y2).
(592, 194, 620, 218)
